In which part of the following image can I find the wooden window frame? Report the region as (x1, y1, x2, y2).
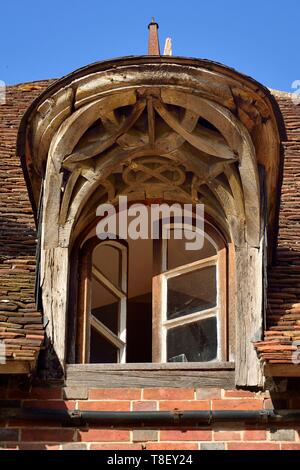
(73, 218, 232, 386)
(152, 223, 227, 363)
(76, 237, 128, 364)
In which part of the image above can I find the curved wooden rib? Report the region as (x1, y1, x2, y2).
(48, 86, 260, 247)
(64, 100, 146, 164)
(160, 88, 260, 246)
(49, 90, 137, 171)
(33, 88, 74, 174)
(154, 109, 199, 153)
(153, 99, 235, 159)
(59, 168, 81, 225)
(224, 164, 245, 221)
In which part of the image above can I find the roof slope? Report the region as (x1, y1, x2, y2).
(0, 80, 54, 372)
(255, 92, 300, 366)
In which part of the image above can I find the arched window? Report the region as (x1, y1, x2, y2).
(76, 238, 128, 364)
(75, 218, 228, 366)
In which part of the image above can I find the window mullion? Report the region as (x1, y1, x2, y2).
(163, 307, 218, 330)
(92, 264, 126, 299)
(165, 255, 218, 279)
(90, 314, 125, 350)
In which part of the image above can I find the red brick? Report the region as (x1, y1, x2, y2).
(159, 400, 210, 411)
(28, 387, 62, 399)
(196, 388, 221, 399)
(18, 444, 60, 450)
(132, 401, 157, 411)
(224, 390, 257, 398)
(143, 388, 194, 400)
(77, 401, 130, 411)
(263, 398, 274, 410)
(133, 430, 158, 442)
(88, 388, 141, 400)
(0, 429, 19, 441)
(8, 419, 63, 427)
(9, 387, 62, 400)
(160, 430, 212, 441)
(214, 431, 241, 441)
(90, 443, 141, 450)
(281, 444, 300, 450)
(212, 399, 264, 410)
(21, 428, 75, 443)
(78, 429, 130, 442)
(61, 443, 87, 450)
(23, 400, 75, 410)
(146, 443, 198, 450)
(227, 443, 280, 450)
(0, 387, 7, 399)
(243, 430, 267, 441)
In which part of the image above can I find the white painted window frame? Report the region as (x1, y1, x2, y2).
(153, 223, 226, 363)
(91, 240, 128, 363)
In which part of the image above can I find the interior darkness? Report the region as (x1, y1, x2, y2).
(126, 293, 152, 362)
(126, 236, 153, 362)
(197, 117, 219, 132)
(90, 303, 118, 363)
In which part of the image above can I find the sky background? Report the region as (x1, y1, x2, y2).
(0, 0, 298, 91)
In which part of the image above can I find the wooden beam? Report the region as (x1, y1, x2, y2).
(64, 100, 146, 164)
(92, 265, 126, 299)
(66, 363, 235, 388)
(147, 96, 155, 146)
(154, 99, 235, 159)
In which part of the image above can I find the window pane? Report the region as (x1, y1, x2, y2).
(167, 316, 218, 362)
(93, 244, 120, 287)
(90, 327, 118, 363)
(167, 229, 216, 270)
(167, 266, 217, 320)
(91, 279, 119, 335)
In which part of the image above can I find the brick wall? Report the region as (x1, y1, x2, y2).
(0, 385, 299, 450)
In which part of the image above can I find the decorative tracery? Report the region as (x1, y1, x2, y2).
(45, 87, 253, 252)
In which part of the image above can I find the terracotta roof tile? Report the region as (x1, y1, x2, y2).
(0, 80, 55, 366)
(255, 94, 300, 364)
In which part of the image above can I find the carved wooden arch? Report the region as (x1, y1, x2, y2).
(18, 58, 283, 386)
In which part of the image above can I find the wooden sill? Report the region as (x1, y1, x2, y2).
(264, 363, 300, 377)
(66, 362, 235, 388)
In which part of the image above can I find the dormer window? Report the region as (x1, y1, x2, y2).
(17, 57, 282, 387)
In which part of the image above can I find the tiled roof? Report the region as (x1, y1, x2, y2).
(0, 80, 299, 372)
(0, 80, 54, 370)
(254, 92, 300, 364)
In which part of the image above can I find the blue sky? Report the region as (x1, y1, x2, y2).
(0, 0, 298, 91)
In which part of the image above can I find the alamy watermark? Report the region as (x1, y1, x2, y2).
(96, 196, 205, 250)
